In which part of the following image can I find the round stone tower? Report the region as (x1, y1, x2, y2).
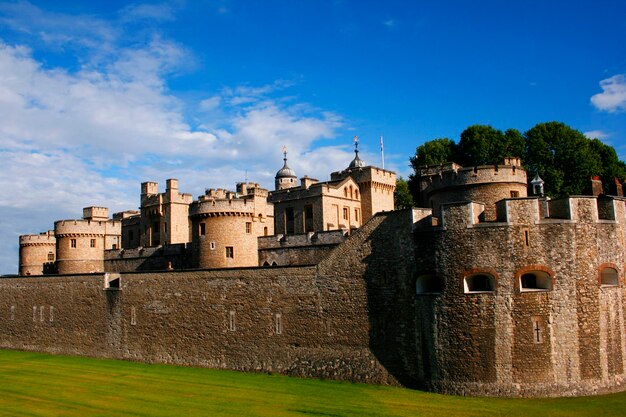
(417, 157, 528, 221)
(54, 208, 121, 274)
(275, 146, 298, 190)
(190, 183, 274, 269)
(18, 231, 56, 276)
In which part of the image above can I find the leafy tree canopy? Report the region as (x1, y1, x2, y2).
(394, 177, 414, 210)
(409, 122, 625, 198)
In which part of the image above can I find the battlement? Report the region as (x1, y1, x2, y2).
(420, 163, 527, 192)
(82, 206, 109, 221)
(438, 195, 621, 229)
(112, 210, 140, 220)
(141, 181, 159, 196)
(19, 231, 56, 246)
(54, 219, 121, 236)
(258, 229, 348, 250)
(330, 165, 397, 185)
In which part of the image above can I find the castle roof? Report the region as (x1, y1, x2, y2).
(275, 147, 297, 179)
(348, 136, 365, 169)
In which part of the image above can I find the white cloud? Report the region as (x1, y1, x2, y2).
(119, 3, 176, 22)
(591, 74, 626, 112)
(383, 19, 396, 28)
(0, 4, 351, 274)
(583, 130, 609, 140)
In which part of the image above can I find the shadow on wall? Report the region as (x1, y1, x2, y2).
(359, 211, 431, 389)
(104, 244, 190, 272)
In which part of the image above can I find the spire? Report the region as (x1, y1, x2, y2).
(275, 145, 297, 190)
(348, 135, 365, 169)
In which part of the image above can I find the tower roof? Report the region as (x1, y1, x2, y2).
(348, 136, 365, 169)
(275, 146, 297, 179)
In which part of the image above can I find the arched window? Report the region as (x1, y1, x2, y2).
(355, 189, 359, 200)
(600, 267, 619, 286)
(519, 271, 551, 292)
(415, 274, 442, 295)
(344, 188, 348, 197)
(464, 273, 495, 294)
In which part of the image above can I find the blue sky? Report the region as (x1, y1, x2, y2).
(0, 0, 625, 273)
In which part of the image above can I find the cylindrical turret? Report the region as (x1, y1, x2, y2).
(18, 231, 56, 276)
(54, 219, 121, 274)
(190, 186, 273, 269)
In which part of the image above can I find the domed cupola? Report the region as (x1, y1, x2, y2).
(348, 136, 365, 169)
(275, 146, 298, 190)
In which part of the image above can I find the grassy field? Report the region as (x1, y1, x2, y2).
(0, 350, 625, 416)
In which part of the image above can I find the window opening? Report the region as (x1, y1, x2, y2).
(601, 267, 619, 286)
(520, 271, 551, 291)
(464, 273, 495, 293)
(199, 223, 206, 236)
(47, 252, 54, 261)
(510, 190, 520, 198)
(90, 239, 96, 248)
(245, 222, 252, 234)
(225, 246, 234, 258)
(285, 208, 295, 235)
(415, 274, 442, 294)
(275, 313, 283, 335)
(70, 239, 77, 248)
(229, 310, 236, 331)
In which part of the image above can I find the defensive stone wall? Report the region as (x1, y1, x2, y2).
(0, 264, 398, 386)
(412, 195, 626, 396)
(417, 162, 528, 221)
(258, 230, 348, 266)
(104, 244, 188, 272)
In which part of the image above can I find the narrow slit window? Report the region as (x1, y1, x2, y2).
(70, 239, 77, 248)
(229, 310, 236, 331)
(275, 313, 283, 335)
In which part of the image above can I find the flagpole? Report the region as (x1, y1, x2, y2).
(380, 135, 385, 169)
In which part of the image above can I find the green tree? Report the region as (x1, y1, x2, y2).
(457, 125, 503, 166)
(394, 177, 414, 210)
(588, 138, 626, 193)
(409, 138, 457, 170)
(524, 122, 602, 196)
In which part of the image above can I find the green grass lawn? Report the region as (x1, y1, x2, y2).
(0, 349, 625, 417)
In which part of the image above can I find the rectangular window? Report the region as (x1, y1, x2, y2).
(131, 306, 137, 326)
(32, 306, 37, 322)
(343, 207, 349, 220)
(304, 205, 314, 232)
(229, 310, 236, 331)
(354, 209, 359, 223)
(199, 223, 206, 236)
(246, 222, 252, 234)
(47, 252, 54, 261)
(285, 208, 295, 235)
(275, 313, 283, 335)
(49, 306, 54, 322)
(39, 306, 44, 322)
(70, 239, 77, 248)
(90, 239, 96, 248)
(10, 306, 15, 321)
(225, 246, 234, 258)
(510, 190, 520, 198)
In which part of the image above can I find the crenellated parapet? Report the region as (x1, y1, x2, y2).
(18, 231, 56, 276)
(190, 182, 274, 269)
(410, 194, 626, 396)
(54, 212, 121, 275)
(416, 159, 528, 221)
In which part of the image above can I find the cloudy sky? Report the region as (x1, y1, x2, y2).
(1, 0, 625, 274)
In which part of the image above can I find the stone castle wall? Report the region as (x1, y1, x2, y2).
(418, 164, 528, 221)
(411, 196, 626, 396)
(6, 200, 626, 397)
(258, 230, 348, 266)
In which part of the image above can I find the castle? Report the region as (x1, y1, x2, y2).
(7, 143, 626, 398)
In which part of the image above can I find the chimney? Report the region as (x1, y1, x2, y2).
(591, 176, 603, 196)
